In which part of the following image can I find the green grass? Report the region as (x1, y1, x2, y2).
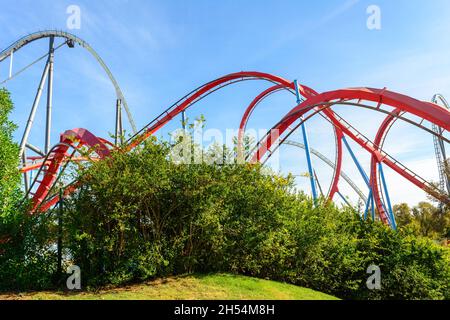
(0, 274, 338, 300)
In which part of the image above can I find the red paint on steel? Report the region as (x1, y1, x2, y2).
(24, 73, 450, 225)
(237, 82, 344, 201)
(252, 87, 450, 215)
(30, 128, 110, 213)
(369, 109, 402, 224)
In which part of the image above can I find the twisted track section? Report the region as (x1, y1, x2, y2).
(251, 87, 450, 223)
(237, 83, 344, 201)
(27, 128, 111, 212)
(0, 30, 136, 133)
(15, 70, 449, 225)
(26, 71, 317, 212)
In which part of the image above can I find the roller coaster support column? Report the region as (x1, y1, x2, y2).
(8, 50, 13, 78)
(115, 99, 123, 145)
(294, 79, 317, 202)
(378, 163, 397, 230)
(182, 110, 186, 130)
(363, 190, 376, 221)
(22, 152, 29, 193)
(342, 135, 376, 219)
(363, 189, 372, 219)
(337, 191, 351, 207)
(56, 188, 63, 278)
(45, 36, 54, 154)
(19, 57, 50, 157)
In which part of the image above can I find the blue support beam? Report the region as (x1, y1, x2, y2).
(364, 189, 372, 220)
(29, 169, 33, 187)
(342, 135, 377, 220)
(370, 192, 375, 221)
(294, 79, 318, 202)
(342, 136, 370, 187)
(338, 191, 351, 207)
(181, 110, 186, 130)
(378, 163, 397, 230)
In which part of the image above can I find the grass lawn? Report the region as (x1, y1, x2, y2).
(0, 273, 338, 300)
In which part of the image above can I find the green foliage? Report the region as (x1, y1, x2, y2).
(0, 96, 448, 299)
(0, 211, 57, 291)
(0, 273, 339, 300)
(0, 88, 57, 291)
(62, 138, 450, 299)
(394, 202, 450, 240)
(0, 88, 21, 218)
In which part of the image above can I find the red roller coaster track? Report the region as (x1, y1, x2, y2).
(3, 32, 448, 225)
(252, 87, 450, 223)
(19, 72, 449, 224)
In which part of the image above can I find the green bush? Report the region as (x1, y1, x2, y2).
(0, 88, 58, 291)
(60, 139, 450, 299)
(0, 209, 58, 291)
(1, 93, 448, 298)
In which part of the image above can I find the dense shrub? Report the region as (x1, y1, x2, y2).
(0, 210, 57, 291)
(0, 88, 21, 215)
(0, 88, 57, 291)
(61, 139, 450, 299)
(1, 92, 448, 298)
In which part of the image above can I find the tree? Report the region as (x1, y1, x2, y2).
(394, 201, 450, 240)
(0, 88, 21, 218)
(59, 135, 450, 299)
(394, 203, 418, 233)
(0, 89, 57, 291)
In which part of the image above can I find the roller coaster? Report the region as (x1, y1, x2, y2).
(1, 31, 449, 229)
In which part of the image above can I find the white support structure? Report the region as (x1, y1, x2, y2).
(45, 36, 55, 154)
(19, 61, 50, 158)
(8, 50, 13, 78)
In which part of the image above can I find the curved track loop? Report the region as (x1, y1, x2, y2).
(237, 83, 344, 200)
(252, 87, 450, 223)
(371, 96, 450, 218)
(370, 109, 402, 222)
(431, 94, 450, 194)
(28, 71, 317, 212)
(0, 30, 136, 133)
(22, 72, 450, 226)
(29, 128, 110, 213)
(126, 72, 316, 149)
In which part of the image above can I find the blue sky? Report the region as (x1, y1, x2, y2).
(1, 0, 449, 206)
